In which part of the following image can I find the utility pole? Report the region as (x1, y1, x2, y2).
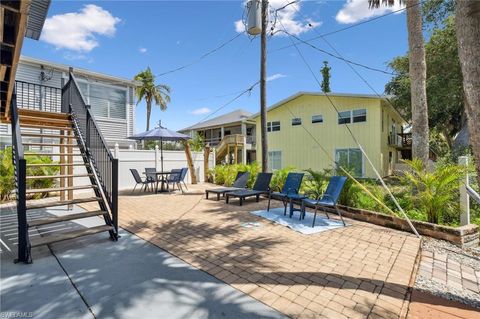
(260, 0, 268, 172)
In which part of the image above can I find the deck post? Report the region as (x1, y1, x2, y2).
(60, 130, 66, 201)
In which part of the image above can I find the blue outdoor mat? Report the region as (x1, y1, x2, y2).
(250, 207, 347, 234)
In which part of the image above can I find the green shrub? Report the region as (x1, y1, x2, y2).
(0, 147, 14, 201)
(209, 162, 260, 187)
(399, 158, 465, 224)
(302, 168, 331, 199)
(0, 147, 60, 201)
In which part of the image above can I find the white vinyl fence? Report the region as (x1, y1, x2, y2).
(113, 145, 214, 190)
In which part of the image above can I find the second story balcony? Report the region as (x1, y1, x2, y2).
(15, 80, 62, 113)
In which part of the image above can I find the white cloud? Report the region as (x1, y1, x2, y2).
(234, 0, 321, 36)
(266, 73, 286, 81)
(41, 4, 121, 52)
(336, 0, 403, 24)
(190, 107, 211, 115)
(139, 47, 147, 53)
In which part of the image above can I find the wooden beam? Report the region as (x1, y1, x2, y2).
(0, 8, 4, 43)
(4, 0, 30, 119)
(0, 65, 6, 82)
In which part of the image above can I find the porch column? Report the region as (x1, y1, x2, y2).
(220, 126, 225, 140)
(241, 123, 247, 135)
(242, 135, 247, 164)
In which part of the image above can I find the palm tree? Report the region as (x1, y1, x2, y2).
(134, 67, 171, 131)
(455, 0, 480, 185)
(370, 0, 429, 167)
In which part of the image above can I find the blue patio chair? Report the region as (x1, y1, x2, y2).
(145, 167, 159, 192)
(166, 169, 182, 191)
(301, 176, 347, 227)
(225, 173, 273, 206)
(205, 171, 250, 200)
(267, 172, 305, 215)
(130, 169, 152, 192)
(179, 167, 188, 191)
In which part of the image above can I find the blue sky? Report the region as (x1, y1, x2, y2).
(21, 0, 409, 132)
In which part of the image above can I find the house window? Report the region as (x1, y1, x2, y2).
(267, 121, 280, 132)
(353, 109, 367, 123)
(338, 111, 351, 124)
(291, 118, 302, 126)
(338, 109, 367, 125)
(268, 151, 282, 170)
(312, 115, 323, 123)
(335, 148, 363, 177)
(78, 82, 127, 120)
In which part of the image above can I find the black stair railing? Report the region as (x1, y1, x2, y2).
(62, 69, 118, 238)
(11, 90, 31, 263)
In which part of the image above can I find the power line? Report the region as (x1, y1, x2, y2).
(278, 30, 396, 75)
(272, 0, 424, 52)
(197, 80, 260, 123)
(156, 33, 244, 77)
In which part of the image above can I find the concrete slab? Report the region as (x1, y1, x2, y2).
(0, 203, 284, 319)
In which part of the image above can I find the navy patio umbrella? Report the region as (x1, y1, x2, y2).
(128, 122, 191, 172)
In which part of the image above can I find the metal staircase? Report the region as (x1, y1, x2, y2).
(11, 70, 118, 264)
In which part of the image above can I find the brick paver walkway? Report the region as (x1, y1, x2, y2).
(82, 184, 421, 318)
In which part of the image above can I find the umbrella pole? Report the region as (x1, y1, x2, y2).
(161, 137, 164, 172)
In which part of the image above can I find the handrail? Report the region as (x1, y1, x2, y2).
(63, 69, 118, 237)
(15, 80, 62, 113)
(11, 90, 31, 263)
(466, 184, 480, 205)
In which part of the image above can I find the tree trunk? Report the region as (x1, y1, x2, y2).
(406, 0, 429, 167)
(183, 141, 197, 184)
(204, 145, 211, 182)
(260, 0, 268, 173)
(146, 100, 151, 131)
(456, 0, 480, 185)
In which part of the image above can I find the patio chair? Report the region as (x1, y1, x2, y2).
(301, 176, 347, 227)
(225, 173, 273, 206)
(267, 172, 305, 215)
(145, 167, 159, 191)
(166, 169, 182, 191)
(179, 167, 188, 191)
(205, 171, 250, 200)
(130, 169, 152, 192)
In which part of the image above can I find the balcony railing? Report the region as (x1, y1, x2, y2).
(15, 80, 62, 113)
(388, 132, 412, 148)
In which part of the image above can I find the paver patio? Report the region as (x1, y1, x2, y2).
(81, 184, 422, 319)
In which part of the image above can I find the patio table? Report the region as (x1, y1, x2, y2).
(143, 171, 171, 193)
(286, 194, 307, 219)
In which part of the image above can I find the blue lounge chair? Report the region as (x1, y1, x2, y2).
(225, 173, 273, 206)
(205, 171, 250, 200)
(301, 176, 347, 227)
(267, 172, 305, 215)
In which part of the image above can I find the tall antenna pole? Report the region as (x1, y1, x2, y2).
(260, 0, 269, 172)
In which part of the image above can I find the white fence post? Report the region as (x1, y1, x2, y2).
(114, 143, 120, 159)
(459, 156, 470, 226)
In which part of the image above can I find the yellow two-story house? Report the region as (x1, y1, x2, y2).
(251, 92, 408, 178)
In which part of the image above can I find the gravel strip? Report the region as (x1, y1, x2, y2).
(415, 275, 480, 309)
(415, 237, 480, 309)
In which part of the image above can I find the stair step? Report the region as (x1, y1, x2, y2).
(20, 123, 73, 131)
(28, 210, 107, 227)
(27, 163, 89, 167)
(23, 142, 78, 147)
(24, 153, 83, 157)
(26, 185, 97, 194)
(18, 109, 70, 120)
(22, 133, 76, 139)
(26, 197, 102, 210)
(20, 115, 71, 125)
(30, 225, 113, 247)
(26, 173, 93, 180)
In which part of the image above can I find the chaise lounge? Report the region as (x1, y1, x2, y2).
(205, 171, 250, 200)
(225, 173, 273, 206)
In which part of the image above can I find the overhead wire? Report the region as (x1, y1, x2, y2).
(276, 16, 420, 237)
